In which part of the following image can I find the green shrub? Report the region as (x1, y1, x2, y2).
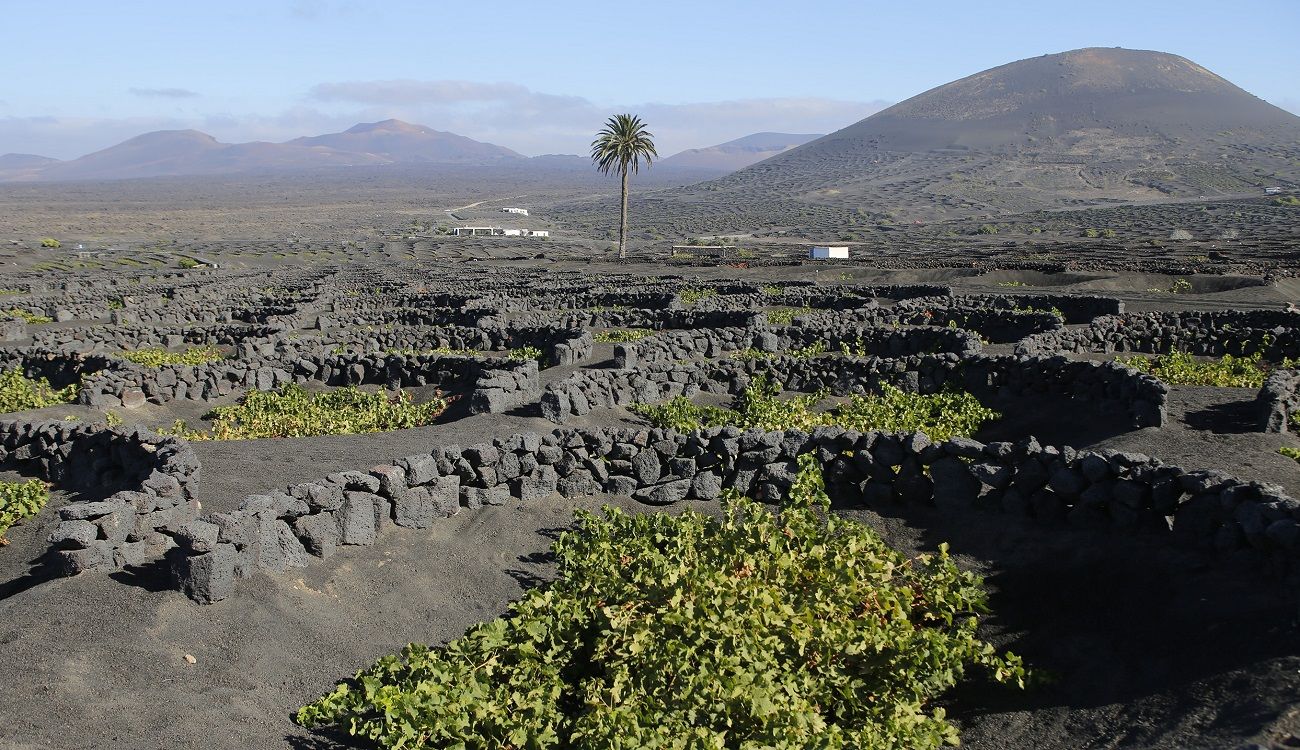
(508, 346, 544, 363)
(174, 384, 451, 440)
(177, 257, 200, 269)
(633, 375, 998, 441)
(678, 288, 717, 307)
(1272, 195, 1300, 207)
(1116, 350, 1278, 388)
(39, 238, 60, 248)
(296, 456, 1026, 749)
(732, 340, 827, 362)
(1083, 228, 1100, 238)
(997, 281, 1027, 288)
(764, 306, 811, 325)
(117, 345, 225, 367)
(593, 329, 654, 344)
(1279, 446, 1300, 463)
(4, 308, 52, 324)
(383, 346, 476, 356)
(0, 370, 79, 413)
(977, 224, 999, 234)
(0, 479, 49, 542)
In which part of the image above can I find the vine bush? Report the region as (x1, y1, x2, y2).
(0, 479, 49, 543)
(765, 306, 812, 325)
(593, 329, 654, 344)
(4, 308, 52, 324)
(169, 384, 451, 440)
(0, 370, 79, 413)
(679, 288, 718, 307)
(508, 346, 545, 363)
(1116, 350, 1283, 388)
(296, 456, 1026, 749)
(633, 376, 998, 441)
(117, 345, 225, 367)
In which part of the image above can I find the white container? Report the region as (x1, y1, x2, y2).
(809, 246, 849, 259)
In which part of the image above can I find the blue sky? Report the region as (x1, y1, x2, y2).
(2, 0, 1297, 159)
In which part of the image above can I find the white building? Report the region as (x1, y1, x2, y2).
(502, 207, 529, 216)
(451, 226, 548, 238)
(809, 246, 850, 260)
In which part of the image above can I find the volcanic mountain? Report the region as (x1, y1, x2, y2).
(660, 132, 823, 173)
(658, 47, 1300, 225)
(4, 120, 524, 182)
(289, 119, 523, 164)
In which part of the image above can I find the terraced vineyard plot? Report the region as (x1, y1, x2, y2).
(0, 257, 1296, 750)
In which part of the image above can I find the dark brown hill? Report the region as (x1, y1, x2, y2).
(632, 48, 1300, 231)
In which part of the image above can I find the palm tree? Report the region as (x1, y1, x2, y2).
(591, 114, 657, 259)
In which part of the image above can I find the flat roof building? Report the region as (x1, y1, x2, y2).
(809, 246, 850, 260)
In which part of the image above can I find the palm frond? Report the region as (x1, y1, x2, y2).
(590, 113, 658, 176)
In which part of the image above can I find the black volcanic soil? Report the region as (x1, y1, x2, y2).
(2, 263, 1300, 750)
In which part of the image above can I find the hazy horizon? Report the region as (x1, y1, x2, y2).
(2, 0, 1297, 160)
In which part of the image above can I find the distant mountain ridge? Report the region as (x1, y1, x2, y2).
(0, 119, 527, 182)
(659, 132, 822, 172)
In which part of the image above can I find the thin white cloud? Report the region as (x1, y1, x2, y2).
(0, 115, 192, 159)
(129, 87, 200, 99)
(305, 78, 886, 154)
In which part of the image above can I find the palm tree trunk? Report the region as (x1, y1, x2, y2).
(618, 167, 629, 260)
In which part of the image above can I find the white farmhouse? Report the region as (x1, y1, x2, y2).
(526, 230, 549, 238)
(502, 207, 529, 216)
(809, 246, 849, 260)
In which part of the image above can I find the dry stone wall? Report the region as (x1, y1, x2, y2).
(0, 420, 201, 575)
(167, 423, 1300, 604)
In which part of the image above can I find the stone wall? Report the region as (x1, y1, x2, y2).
(1258, 369, 1300, 433)
(167, 422, 1300, 604)
(70, 348, 539, 413)
(897, 293, 1123, 324)
(1017, 311, 1300, 358)
(541, 353, 1167, 428)
(0, 420, 201, 574)
(613, 324, 982, 370)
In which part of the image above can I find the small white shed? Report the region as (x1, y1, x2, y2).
(809, 246, 849, 260)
